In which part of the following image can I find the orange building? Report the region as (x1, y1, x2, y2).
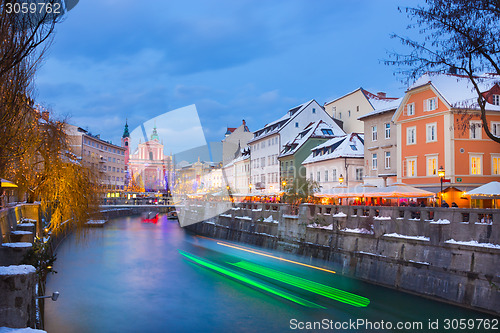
(393, 73, 500, 207)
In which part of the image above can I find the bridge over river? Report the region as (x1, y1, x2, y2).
(44, 214, 497, 332)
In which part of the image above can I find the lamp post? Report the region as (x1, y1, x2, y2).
(338, 174, 344, 206)
(438, 166, 445, 206)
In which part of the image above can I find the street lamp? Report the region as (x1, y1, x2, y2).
(438, 166, 445, 206)
(339, 174, 344, 185)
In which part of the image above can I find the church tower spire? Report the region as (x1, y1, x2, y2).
(122, 119, 130, 138)
(151, 122, 159, 141)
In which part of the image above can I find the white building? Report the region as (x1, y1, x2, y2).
(302, 133, 365, 194)
(222, 120, 253, 166)
(248, 100, 343, 194)
(324, 88, 398, 134)
(358, 98, 401, 187)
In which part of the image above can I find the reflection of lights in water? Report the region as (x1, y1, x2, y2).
(178, 250, 324, 308)
(195, 235, 274, 255)
(216, 242, 337, 274)
(230, 261, 370, 308)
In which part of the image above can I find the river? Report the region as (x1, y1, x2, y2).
(44, 215, 497, 332)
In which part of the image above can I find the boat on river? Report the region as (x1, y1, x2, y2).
(142, 212, 159, 223)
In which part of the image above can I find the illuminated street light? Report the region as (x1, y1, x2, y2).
(438, 166, 445, 206)
(339, 174, 344, 185)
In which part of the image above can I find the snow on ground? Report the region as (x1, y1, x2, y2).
(341, 228, 374, 234)
(0, 328, 46, 333)
(383, 233, 430, 241)
(445, 239, 500, 249)
(429, 219, 450, 224)
(0, 265, 36, 275)
(307, 223, 333, 230)
(17, 223, 34, 227)
(263, 215, 278, 223)
(219, 214, 231, 218)
(11, 231, 32, 235)
(373, 216, 391, 220)
(252, 208, 262, 212)
(283, 214, 299, 219)
(332, 212, 347, 217)
(1, 243, 32, 248)
(86, 220, 107, 225)
(235, 216, 252, 220)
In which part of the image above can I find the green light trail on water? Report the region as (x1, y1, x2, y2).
(230, 261, 370, 308)
(178, 250, 325, 308)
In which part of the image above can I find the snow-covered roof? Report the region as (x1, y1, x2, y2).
(248, 100, 316, 143)
(302, 133, 364, 165)
(324, 87, 398, 108)
(358, 98, 402, 120)
(409, 73, 500, 111)
(279, 120, 344, 158)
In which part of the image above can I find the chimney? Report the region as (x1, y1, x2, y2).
(41, 111, 49, 121)
(377, 92, 386, 98)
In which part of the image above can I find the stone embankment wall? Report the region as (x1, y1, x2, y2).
(185, 202, 500, 315)
(0, 204, 40, 329)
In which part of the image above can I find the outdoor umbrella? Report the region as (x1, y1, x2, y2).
(464, 181, 500, 208)
(366, 183, 434, 198)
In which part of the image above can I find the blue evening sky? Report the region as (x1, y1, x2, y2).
(35, 0, 419, 145)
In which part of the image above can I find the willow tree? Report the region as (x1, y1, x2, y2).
(0, 1, 62, 183)
(388, 0, 500, 144)
(11, 108, 101, 234)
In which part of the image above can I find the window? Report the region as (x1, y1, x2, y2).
(493, 94, 500, 106)
(339, 112, 342, 119)
(425, 97, 437, 111)
(470, 154, 482, 175)
(321, 129, 334, 135)
(310, 173, 313, 180)
(407, 126, 416, 145)
(371, 125, 378, 141)
(261, 141, 265, 148)
(426, 156, 437, 176)
(356, 106, 359, 112)
(385, 151, 391, 169)
(348, 110, 351, 117)
(332, 106, 336, 117)
(332, 168, 337, 180)
(385, 123, 391, 139)
(295, 122, 299, 128)
(372, 153, 377, 170)
(491, 121, 500, 137)
(261, 157, 265, 167)
(317, 172, 320, 182)
(426, 123, 437, 142)
(470, 121, 482, 139)
(407, 103, 415, 116)
(312, 108, 316, 114)
(407, 158, 417, 177)
(355, 168, 363, 181)
(325, 170, 328, 182)
(492, 155, 500, 175)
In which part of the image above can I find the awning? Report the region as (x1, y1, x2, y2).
(0, 179, 18, 188)
(464, 181, 500, 198)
